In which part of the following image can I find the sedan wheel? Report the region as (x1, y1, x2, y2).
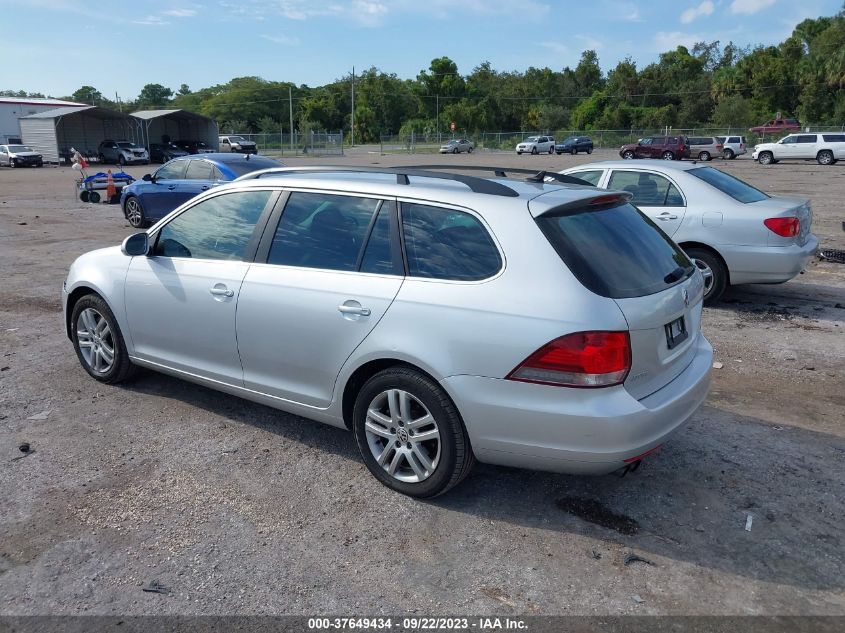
(686, 247, 727, 306)
(71, 294, 135, 383)
(353, 367, 474, 497)
(125, 197, 146, 228)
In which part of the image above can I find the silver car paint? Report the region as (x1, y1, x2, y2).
(561, 160, 818, 286)
(63, 173, 713, 474)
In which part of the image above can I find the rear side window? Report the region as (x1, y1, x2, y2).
(796, 135, 816, 143)
(401, 203, 501, 281)
(185, 160, 214, 180)
(607, 171, 684, 207)
(267, 192, 381, 272)
(536, 203, 693, 299)
(688, 167, 768, 203)
(570, 170, 603, 186)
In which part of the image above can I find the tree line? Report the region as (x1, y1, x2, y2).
(4, 9, 845, 143)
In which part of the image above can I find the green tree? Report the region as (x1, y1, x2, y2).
(137, 83, 174, 108)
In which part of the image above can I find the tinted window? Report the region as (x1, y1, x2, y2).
(267, 192, 379, 271)
(401, 203, 501, 281)
(359, 205, 395, 275)
(185, 160, 214, 180)
(688, 167, 768, 203)
(222, 155, 281, 177)
(822, 134, 845, 142)
(536, 203, 693, 299)
(570, 170, 603, 186)
(153, 190, 271, 260)
(608, 171, 684, 207)
(796, 135, 816, 143)
(155, 161, 187, 180)
(782, 136, 796, 144)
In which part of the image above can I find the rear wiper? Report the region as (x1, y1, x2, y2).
(664, 267, 686, 284)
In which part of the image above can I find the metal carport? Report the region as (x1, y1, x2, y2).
(19, 106, 139, 164)
(131, 109, 218, 151)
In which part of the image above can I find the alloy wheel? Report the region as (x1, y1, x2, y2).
(125, 198, 143, 227)
(364, 389, 441, 483)
(76, 308, 115, 374)
(693, 258, 714, 298)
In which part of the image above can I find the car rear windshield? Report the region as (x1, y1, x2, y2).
(222, 156, 282, 176)
(536, 202, 694, 299)
(688, 166, 768, 203)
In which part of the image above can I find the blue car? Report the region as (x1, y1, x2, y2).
(120, 153, 283, 228)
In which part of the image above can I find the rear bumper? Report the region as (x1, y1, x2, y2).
(441, 334, 713, 475)
(720, 235, 819, 285)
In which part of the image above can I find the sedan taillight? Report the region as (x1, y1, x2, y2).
(506, 332, 631, 388)
(764, 217, 800, 237)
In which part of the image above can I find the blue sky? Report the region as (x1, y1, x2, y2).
(0, 0, 839, 100)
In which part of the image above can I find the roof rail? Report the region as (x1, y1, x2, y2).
(405, 164, 594, 187)
(236, 165, 520, 197)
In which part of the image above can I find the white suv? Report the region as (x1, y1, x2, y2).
(715, 135, 747, 159)
(62, 166, 712, 497)
(753, 133, 845, 165)
(516, 135, 555, 155)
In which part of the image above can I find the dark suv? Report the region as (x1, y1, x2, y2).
(555, 136, 594, 155)
(620, 136, 690, 161)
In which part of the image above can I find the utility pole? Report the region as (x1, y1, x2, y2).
(436, 94, 440, 143)
(289, 86, 294, 151)
(351, 66, 355, 147)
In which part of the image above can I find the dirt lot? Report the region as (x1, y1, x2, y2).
(0, 151, 843, 616)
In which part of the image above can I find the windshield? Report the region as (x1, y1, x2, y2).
(688, 167, 769, 203)
(563, 137, 577, 143)
(525, 137, 539, 142)
(7, 145, 32, 152)
(227, 136, 247, 142)
(536, 202, 693, 299)
(222, 155, 283, 177)
(117, 142, 137, 148)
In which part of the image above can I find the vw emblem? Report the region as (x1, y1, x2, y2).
(682, 289, 690, 307)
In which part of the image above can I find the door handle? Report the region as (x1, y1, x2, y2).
(168, 185, 177, 190)
(201, 185, 209, 190)
(657, 213, 678, 221)
(209, 286, 234, 297)
(338, 304, 371, 316)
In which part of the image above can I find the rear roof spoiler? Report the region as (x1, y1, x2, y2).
(531, 191, 634, 217)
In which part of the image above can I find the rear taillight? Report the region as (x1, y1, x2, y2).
(764, 217, 800, 237)
(716, 144, 724, 150)
(507, 331, 631, 388)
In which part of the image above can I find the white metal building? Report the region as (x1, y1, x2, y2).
(20, 106, 139, 164)
(131, 109, 219, 150)
(0, 97, 85, 144)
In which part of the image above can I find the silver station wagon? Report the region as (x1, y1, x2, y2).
(63, 166, 712, 497)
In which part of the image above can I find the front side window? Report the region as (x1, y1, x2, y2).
(781, 136, 797, 144)
(155, 161, 187, 180)
(640, 138, 653, 146)
(267, 192, 380, 271)
(608, 171, 684, 207)
(153, 190, 272, 260)
(401, 203, 501, 281)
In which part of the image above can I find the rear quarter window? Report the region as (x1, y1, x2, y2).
(688, 167, 768, 203)
(822, 134, 845, 142)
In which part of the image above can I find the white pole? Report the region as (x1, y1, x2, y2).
(351, 66, 355, 147)
(289, 86, 294, 152)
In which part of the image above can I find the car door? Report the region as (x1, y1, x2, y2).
(0, 146, 8, 163)
(141, 159, 190, 221)
(124, 189, 278, 384)
(606, 169, 687, 237)
(776, 135, 800, 160)
(795, 134, 817, 158)
(236, 191, 405, 407)
(181, 159, 222, 201)
(634, 138, 652, 158)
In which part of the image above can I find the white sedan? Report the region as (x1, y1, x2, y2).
(560, 160, 818, 304)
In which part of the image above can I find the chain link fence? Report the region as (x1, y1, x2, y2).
(377, 125, 845, 154)
(229, 131, 344, 157)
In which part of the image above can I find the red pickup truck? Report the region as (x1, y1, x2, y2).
(749, 118, 801, 135)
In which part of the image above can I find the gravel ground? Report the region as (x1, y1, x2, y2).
(0, 150, 843, 616)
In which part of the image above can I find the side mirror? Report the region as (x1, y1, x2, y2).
(143, 173, 153, 182)
(121, 232, 149, 257)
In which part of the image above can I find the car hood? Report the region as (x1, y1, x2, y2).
(10, 151, 41, 157)
(620, 143, 638, 150)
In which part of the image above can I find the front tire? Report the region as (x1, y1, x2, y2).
(531, 147, 538, 155)
(622, 150, 635, 159)
(686, 247, 727, 306)
(118, 155, 126, 167)
(549, 146, 554, 154)
(758, 151, 773, 165)
(817, 150, 834, 165)
(71, 294, 135, 383)
(124, 196, 146, 228)
(468, 147, 473, 153)
(587, 147, 592, 154)
(698, 151, 711, 161)
(571, 147, 578, 155)
(353, 367, 474, 498)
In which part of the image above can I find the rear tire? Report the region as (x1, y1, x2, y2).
(723, 148, 734, 160)
(686, 247, 727, 306)
(71, 294, 135, 384)
(353, 367, 474, 498)
(817, 150, 834, 165)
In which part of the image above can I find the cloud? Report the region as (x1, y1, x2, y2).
(260, 33, 300, 46)
(539, 42, 569, 56)
(654, 31, 704, 50)
(163, 8, 197, 17)
(680, 0, 714, 24)
(730, 0, 777, 15)
(577, 35, 604, 50)
(132, 15, 170, 26)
